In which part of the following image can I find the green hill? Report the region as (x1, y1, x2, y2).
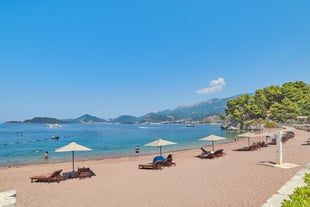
(23, 117, 65, 124)
(222, 81, 310, 130)
(67, 114, 106, 123)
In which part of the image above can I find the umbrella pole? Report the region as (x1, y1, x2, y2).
(212, 141, 214, 151)
(72, 151, 75, 172)
(160, 146, 162, 157)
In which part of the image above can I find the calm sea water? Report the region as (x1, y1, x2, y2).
(0, 123, 238, 167)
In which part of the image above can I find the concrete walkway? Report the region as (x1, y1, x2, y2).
(262, 162, 310, 207)
(0, 190, 16, 207)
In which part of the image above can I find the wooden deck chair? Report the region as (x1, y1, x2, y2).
(77, 167, 92, 179)
(214, 149, 227, 157)
(199, 152, 215, 159)
(30, 169, 64, 183)
(139, 161, 164, 170)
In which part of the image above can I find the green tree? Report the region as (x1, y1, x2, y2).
(263, 85, 282, 109)
(224, 81, 310, 124)
(281, 97, 300, 119)
(300, 101, 310, 116)
(270, 101, 284, 121)
(255, 89, 268, 114)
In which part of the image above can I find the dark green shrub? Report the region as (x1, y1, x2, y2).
(264, 121, 277, 128)
(243, 119, 253, 125)
(282, 173, 310, 207)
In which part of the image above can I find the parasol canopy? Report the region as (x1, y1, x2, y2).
(199, 135, 227, 151)
(144, 138, 177, 157)
(237, 132, 258, 147)
(55, 142, 92, 172)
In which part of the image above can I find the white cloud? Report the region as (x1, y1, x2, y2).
(196, 77, 226, 94)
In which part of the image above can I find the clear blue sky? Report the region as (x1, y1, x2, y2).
(0, 1, 309, 122)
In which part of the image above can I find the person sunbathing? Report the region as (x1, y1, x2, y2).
(201, 150, 214, 158)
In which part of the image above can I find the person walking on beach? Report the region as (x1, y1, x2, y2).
(44, 151, 49, 160)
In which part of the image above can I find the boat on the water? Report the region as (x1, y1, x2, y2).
(47, 124, 62, 128)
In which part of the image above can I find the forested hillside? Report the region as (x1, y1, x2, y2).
(223, 81, 310, 129)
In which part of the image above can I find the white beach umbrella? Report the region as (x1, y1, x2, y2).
(199, 135, 227, 151)
(237, 132, 258, 147)
(144, 138, 177, 157)
(55, 142, 92, 172)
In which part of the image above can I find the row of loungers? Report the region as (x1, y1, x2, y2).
(269, 131, 295, 145)
(30, 167, 93, 183)
(244, 142, 267, 151)
(31, 150, 226, 180)
(139, 148, 228, 170)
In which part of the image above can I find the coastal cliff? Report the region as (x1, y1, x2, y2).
(221, 115, 265, 131)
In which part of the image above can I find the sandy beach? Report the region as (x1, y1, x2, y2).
(1, 128, 310, 207)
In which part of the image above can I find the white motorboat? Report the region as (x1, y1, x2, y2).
(47, 124, 62, 128)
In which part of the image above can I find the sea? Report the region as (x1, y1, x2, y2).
(0, 123, 239, 167)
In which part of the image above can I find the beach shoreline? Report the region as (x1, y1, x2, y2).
(0, 134, 258, 170)
(0, 137, 238, 169)
(1, 128, 309, 207)
(0, 123, 237, 167)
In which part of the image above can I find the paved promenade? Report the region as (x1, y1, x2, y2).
(262, 162, 310, 207)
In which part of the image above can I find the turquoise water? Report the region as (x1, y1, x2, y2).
(0, 124, 238, 167)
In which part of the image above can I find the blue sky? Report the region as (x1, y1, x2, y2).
(0, 1, 309, 122)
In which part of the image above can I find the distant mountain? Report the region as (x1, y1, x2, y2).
(112, 115, 142, 123)
(23, 117, 66, 124)
(156, 97, 236, 121)
(5, 114, 106, 124)
(111, 95, 240, 123)
(66, 114, 106, 123)
(142, 113, 174, 123)
(4, 121, 23, 124)
(139, 95, 240, 123)
(4, 95, 241, 124)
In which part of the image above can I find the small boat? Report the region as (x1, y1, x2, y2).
(51, 136, 60, 140)
(47, 124, 62, 128)
(186, 124, 195, 127)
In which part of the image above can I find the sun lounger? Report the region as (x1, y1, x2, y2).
(214, 149, 227, 157)
(246, 143, 261, 151)
(77, 167, 92, 179)
(199, 147, 215, 159)
(164, 154, 176, 167)
(258, 141, 268, 147)
(268, 139, 276, 145)
(199, 152, 215, 159)
(139, 161, 164, 170)
(30, 169, 64, 183)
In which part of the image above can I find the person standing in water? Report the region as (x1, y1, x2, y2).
(135, 145, 140, 154)
(44, 151, 49, 160)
